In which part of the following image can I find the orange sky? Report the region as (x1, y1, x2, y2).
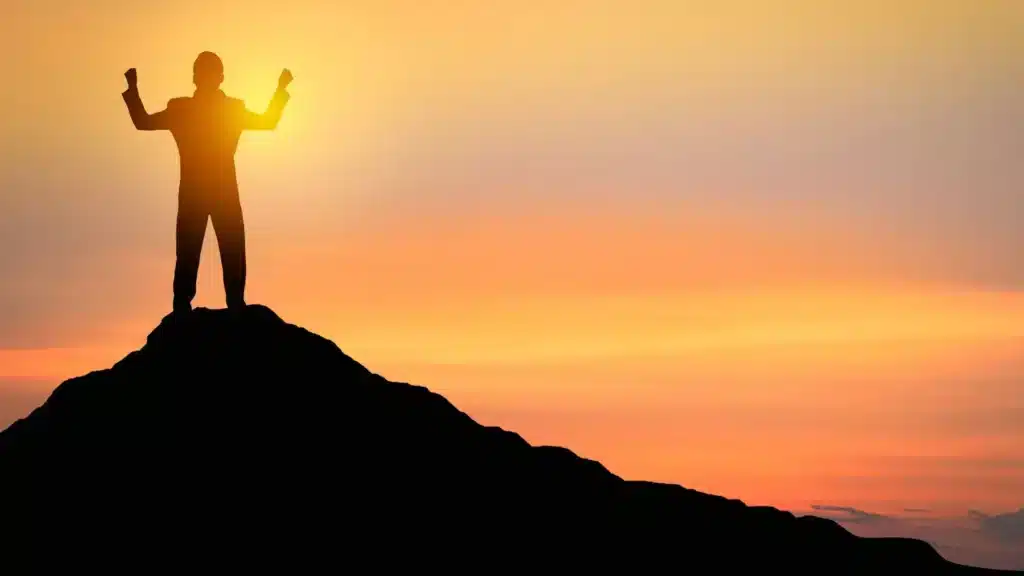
(2, 1, 1023, 568)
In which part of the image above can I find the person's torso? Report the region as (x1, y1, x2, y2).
(169, 92, 246, 191)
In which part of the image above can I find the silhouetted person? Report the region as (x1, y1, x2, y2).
(122, 51, 292, 312)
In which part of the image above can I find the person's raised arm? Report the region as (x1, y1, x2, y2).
(121, 68, 174, 131)
(242, 69, 293, 131)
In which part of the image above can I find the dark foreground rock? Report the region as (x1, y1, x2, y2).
(0, 306, 1014, 573)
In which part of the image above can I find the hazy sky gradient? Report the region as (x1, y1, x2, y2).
(2, 1, 1022, 569)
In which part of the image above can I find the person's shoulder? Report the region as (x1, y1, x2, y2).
(167, 96, 191, 109)
(225, 96, 246, 110)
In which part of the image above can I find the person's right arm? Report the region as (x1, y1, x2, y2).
(122, 68, 174, 131)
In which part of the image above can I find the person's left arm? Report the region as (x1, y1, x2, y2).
(242, 69, 292, 131)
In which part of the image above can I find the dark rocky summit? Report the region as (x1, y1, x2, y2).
(0, 306, 1015, 573)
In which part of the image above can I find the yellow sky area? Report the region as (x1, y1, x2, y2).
(247, 200, 929, 306)
(244, 206, 1024, 370)
(6, 198, 1021, 382)
(6, 0, 1024, 175)
(5, 286, 1023, 385)
(338, 289, 1024, 360)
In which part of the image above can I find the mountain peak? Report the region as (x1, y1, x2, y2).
(0, 305, 1007, 573)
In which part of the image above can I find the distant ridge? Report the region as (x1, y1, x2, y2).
(0, 305, 1015, 573)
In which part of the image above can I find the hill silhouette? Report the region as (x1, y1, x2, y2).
(0, 305, 1016, 573)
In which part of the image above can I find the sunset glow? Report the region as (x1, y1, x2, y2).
(3, 0, 1023, 569)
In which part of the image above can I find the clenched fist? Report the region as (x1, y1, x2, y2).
(278, 68, 293, 90)
(125, 68, 138, 89)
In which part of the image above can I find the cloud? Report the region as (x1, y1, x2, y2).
(810, 505, 889, 524)
(975, 508, 1024, 543)
(802, 504, 1024, 571)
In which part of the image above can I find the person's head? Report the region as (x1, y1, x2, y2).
(193, 51, 224, 90)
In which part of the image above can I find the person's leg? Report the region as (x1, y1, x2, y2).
(173, 195, 209, 312)
(210, 191, 247, 309)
